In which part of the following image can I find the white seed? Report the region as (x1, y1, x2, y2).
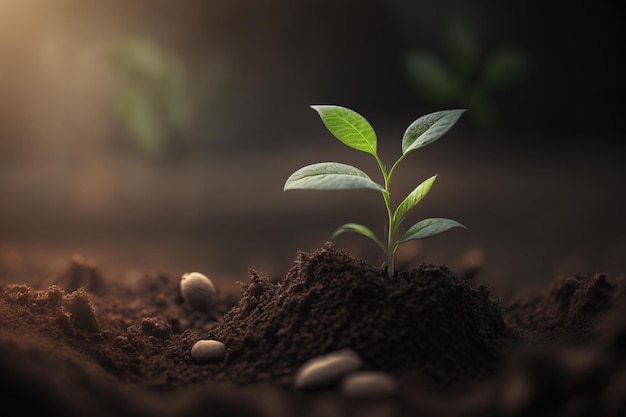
(294, 349, 363, 390)
(180, 272, 216, 312)
(340, 371, 398, 398)
(190, 339, 226, 363)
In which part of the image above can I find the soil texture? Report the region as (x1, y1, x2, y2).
(1, 242, 625, 417)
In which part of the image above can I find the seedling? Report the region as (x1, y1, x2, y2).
(284, 105, 467, 277)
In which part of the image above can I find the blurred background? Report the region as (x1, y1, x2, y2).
(1, 0, 624, 296)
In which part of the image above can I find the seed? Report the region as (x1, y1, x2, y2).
(180, 272, 216, 312)
(340, 371, 398, 398)
(190, 339, 226, 363)
(294, 348, 363, 390)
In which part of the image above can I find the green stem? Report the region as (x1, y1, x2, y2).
(382, 153, 414, 276)
(388, 152, 409, 179)
(374, 154, 394, 277)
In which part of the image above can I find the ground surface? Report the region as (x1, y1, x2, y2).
(1, 243, 625, 417)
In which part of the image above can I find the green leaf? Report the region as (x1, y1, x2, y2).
(113, 88, 165, 156)
(284, 162, 384, 191)
(402, 51, 458, 104)
(402, 109, 466, 154)
(396, 218, 466, 245)
(480, 46, 530, 90)
(331, 223, 386, 254)
(442, 19, 480, 81)
(463, 87, 498, 129)
(311, 105, 377, 155)
(393, 175, 437, 225)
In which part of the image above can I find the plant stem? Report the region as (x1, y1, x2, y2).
(383, 153, 412, 277)
(374, 154, 394, 277)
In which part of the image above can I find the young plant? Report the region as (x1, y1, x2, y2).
(284, 105, 467, 277)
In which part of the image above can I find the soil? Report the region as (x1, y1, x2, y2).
(1, 242, 625, 417)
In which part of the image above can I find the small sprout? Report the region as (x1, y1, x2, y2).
(284, 105, 467, 277)
(180, 272, 216, 312)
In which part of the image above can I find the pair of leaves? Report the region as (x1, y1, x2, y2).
(284, 106, 464, 193)
(307, 105, 465, 157)
(331, 217, 465, 255)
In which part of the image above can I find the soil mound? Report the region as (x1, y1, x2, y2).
(211, 242, 512, 387)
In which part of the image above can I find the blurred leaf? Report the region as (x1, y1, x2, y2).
(113, 89, 164, 156)
(108, 36, 203, 156)
(442, 19, 480, 80)
(403, 51, 459, 104)
(462, 87, 498, 129)
(160, 59, 193, 134)
(481, 46, 530, 89)
(108, 37, 167, 86)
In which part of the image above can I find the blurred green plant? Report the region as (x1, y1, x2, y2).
(402, 19, 530, 128)
(107, 37, 227, 158)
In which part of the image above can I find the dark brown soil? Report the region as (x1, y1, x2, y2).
(1, 243, 625, 416)
(211, 243, 511, 388)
